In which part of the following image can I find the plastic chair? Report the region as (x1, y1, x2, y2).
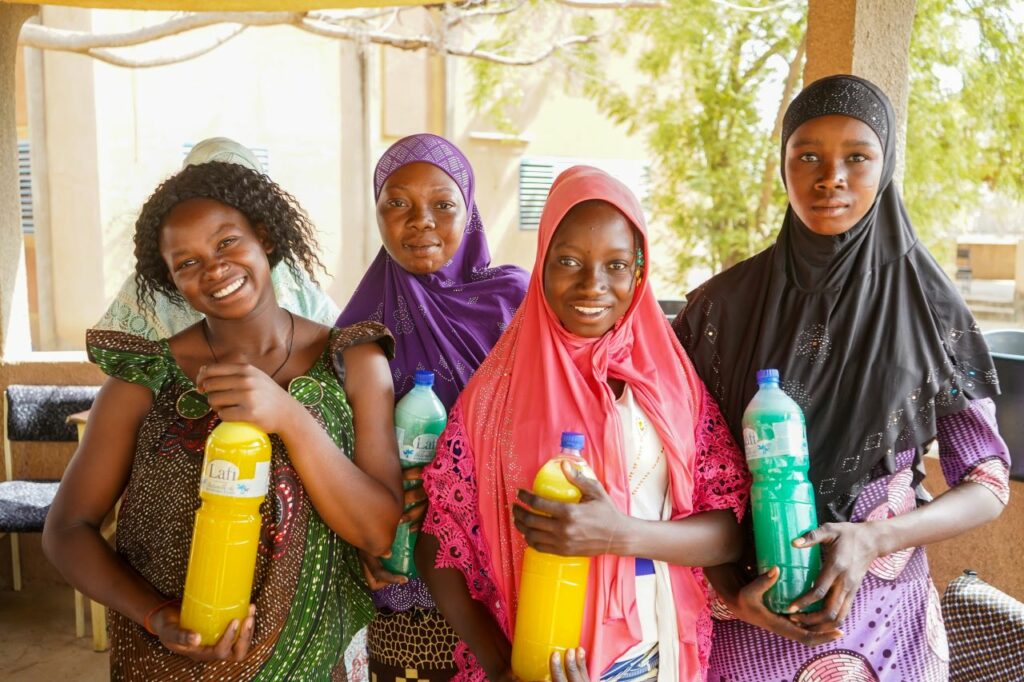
(982, 330, 1024, 481)
(956, 245, 973, 294)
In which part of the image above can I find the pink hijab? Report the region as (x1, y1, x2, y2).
(456, 166, 707, 678)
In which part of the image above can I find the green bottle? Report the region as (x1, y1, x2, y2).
(742, 368, 822, 613)
(381, 370, 448, 578)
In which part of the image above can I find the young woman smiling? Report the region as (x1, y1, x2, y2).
(418, 166, 750, 682)
(43, 161, 403, 679)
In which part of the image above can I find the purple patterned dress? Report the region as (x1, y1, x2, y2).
(708, 399, 1011, 682)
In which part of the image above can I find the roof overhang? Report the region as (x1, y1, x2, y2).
(1, 0, 435, 10)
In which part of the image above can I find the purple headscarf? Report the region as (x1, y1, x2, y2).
(337, 133, 529, 407)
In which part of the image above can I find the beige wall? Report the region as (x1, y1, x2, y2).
(448, 51, 651, 280)
(957, 240, 1018, 281)
(33, 8, 347, 350)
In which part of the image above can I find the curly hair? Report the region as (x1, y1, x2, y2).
(133, 161, 325, 313)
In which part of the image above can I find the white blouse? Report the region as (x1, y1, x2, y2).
(611, 385, 679, 682)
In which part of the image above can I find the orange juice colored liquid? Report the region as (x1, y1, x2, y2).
(511, 456, 592, 681)
(180, 422, 271, 645)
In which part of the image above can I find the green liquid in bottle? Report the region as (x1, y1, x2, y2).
(742, 369, 822, 614)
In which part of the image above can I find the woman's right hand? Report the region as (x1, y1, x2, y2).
(358, 465, 426, 590)
(401, 466, 428, 531)
(359, 550, 407, 591)
(151, 603, 256, 662)
(718, 566, 843, 647)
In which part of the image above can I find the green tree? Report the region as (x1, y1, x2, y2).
(578, 0, 1024, 278)
(906, 0, 1024, 256)
(582, 1, 806, 276)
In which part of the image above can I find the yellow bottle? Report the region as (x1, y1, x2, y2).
(180, 421, 272, 645)
(511, 432, 593, 682)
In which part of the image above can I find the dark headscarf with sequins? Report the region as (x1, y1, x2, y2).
(674, 75, 999, 522)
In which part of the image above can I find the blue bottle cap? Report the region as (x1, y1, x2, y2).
(414, 370, 435, 387)
(560, 431, 585, 450)
(756, 368, 780, 383)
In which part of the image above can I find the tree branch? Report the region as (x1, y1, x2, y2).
(710, 0, 801, 13)
(18, 12, 299, 50)
(740, 32, 793, 83)
(17, 6, 608, 68)
(298, 17, 434, 50)
(84, 26, 248, 69)
(448, 0, 529, 28)
(753, 34, 805, 238)
(447, 32, 599, 65)
(556, 0, 667, 7)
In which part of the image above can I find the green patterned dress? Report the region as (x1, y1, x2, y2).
(87, 321, 393, 681)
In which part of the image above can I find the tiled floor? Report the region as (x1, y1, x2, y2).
(0, 584, 108, 681)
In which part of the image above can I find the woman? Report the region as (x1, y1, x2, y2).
(337, 133, 529, 681)
(96, 136, 339, 339)
(419, 166, 750, 681)
(675, 74, 1010, 681)
(43, 161, 402, 679)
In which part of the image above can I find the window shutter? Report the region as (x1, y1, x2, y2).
(518, 159, 555, 230)
(18, 141, 33, 235)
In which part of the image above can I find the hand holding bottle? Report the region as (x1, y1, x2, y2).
(786, 520, 884, 627)
(704, 563, 842, 648)
(495, 648, 592, 682)
(150, 601, 256, 662)
(513, 461, 624, 558)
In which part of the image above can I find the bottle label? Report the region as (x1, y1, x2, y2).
(200, 459, 270, 498)
(400, 432, 438, 465)
(743, 422, 807, 461)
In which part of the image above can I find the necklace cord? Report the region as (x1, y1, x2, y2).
(201, 310, 296, 380)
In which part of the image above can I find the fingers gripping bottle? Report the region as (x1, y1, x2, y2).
(511, 432, 593, 682)
(380, 370, 448, 577)
(742, 369, 822, 613)
(180, 421, 272, 644)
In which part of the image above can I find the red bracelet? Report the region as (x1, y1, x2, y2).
(143, 598, 180, 636)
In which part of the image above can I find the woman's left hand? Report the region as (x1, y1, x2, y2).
(786, 521, 883, 629)
(197, 361, 296, 434)
(513, 461, 627, 557)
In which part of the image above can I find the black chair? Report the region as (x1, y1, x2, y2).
(658, 299, 686, 323)
(1, 385, 98, 590)
(955, 245, 973, 294)
(983, 331, 1024, 481)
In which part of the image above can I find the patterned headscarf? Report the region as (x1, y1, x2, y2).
(676, 75, 999, 522)
(336, 133, 529, 407)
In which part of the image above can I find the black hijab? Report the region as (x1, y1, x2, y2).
(674, 75, 999, 523)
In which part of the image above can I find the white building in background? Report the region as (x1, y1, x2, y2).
(16, 5, 662, 352)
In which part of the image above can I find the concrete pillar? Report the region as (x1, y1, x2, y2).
(39, 6, 103, 350)
(0, 4, 38, 360)
(333, 41, 377, 305)
(805, 0, 917, 180)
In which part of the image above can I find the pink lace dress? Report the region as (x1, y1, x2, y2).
(422, 384, 751, 681)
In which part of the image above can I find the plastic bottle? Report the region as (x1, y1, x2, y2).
(511, 432, 593, 682)
(380, 370, 448, 577)
(180, 421, 272, 645)
(742, 369, 822, 614)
